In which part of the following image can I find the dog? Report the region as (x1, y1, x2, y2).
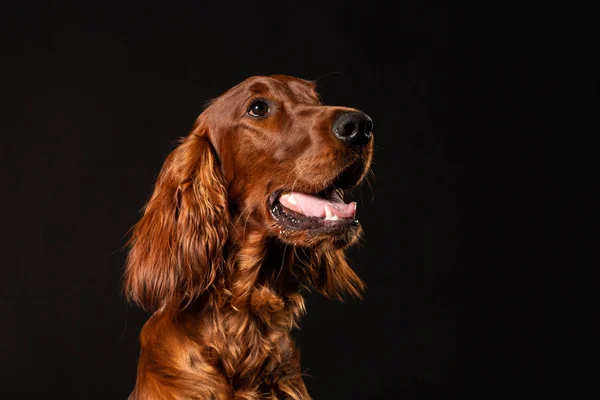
(124, 75, 374, 399)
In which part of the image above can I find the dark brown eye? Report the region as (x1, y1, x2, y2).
(248, 100, 270, 117)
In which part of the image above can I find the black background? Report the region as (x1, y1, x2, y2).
(1, 1, 596, 399)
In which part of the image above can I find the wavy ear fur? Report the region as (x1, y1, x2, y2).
(124, 126, 229, 311)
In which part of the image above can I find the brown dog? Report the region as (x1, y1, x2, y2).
(124, 75, 374, 399)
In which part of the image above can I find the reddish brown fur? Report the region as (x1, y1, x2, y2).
(124, 75, 374, 399)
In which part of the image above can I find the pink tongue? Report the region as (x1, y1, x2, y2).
(278, 192, 356, 219)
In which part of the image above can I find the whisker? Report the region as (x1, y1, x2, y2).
(241, 208, 252, 244)
(283, 163, 301, 191)
(234, 203, 253, 227)
(314, 71, 341, 82)
(287, 163, 311, 195)
(275, 244, 288, 283)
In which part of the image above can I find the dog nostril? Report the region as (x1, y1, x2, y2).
(339, 121, 358, 137)
(364, 118, 373, 137)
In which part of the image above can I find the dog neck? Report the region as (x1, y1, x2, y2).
(224, 227, 307, 325)
(171, 227, 309, 393)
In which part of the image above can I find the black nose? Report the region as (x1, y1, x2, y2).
(332, 111, 373, 146)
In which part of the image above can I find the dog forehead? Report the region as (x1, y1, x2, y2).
(234, 75, 319, 101)
(268, 74, 317, 91)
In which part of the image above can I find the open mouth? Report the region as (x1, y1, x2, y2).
(268, 156, 370, 235)
(269, 188, 359, 234)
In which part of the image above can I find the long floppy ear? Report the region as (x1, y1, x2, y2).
(124, 125, 229, 311)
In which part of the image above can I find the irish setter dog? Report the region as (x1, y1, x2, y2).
(124, 75, 374, 399)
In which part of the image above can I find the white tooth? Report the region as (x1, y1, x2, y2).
(280, 193, 296, 205)
(331, 215, 340, 220)
(325, 205, 334, 220)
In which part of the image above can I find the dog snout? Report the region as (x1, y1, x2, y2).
(332, 111, 373, 146)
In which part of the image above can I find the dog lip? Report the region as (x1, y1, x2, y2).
(269, 189, 284, 207)
(270, 200, 359, 233)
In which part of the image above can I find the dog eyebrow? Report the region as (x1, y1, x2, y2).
(247, 82, 270, 95)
